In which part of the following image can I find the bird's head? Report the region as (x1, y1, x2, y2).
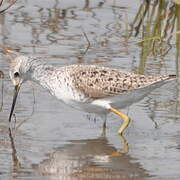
(9, 55, 31, 86)
(8, 55, 31, 122)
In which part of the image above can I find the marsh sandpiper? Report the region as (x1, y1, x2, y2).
(8, 55, 176, 135)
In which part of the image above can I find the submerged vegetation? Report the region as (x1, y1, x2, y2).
(0, 0, 17, 14)
(0, 70, 3, 112)
(128, 0, 180, 74)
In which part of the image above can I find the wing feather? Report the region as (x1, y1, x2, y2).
(66, 65, 174, 99)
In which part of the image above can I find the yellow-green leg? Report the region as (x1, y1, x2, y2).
(109, 107, 130, 135)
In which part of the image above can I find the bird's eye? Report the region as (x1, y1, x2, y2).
(14, 72, 20, 78)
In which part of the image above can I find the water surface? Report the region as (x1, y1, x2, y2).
(0, 0, 180, 179)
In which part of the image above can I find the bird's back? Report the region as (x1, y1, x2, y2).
(62, 64, 176, 100)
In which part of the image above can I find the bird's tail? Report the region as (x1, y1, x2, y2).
(167, 74, 177, 80)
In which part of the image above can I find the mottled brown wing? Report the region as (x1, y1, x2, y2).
(69, 65, 171, 99)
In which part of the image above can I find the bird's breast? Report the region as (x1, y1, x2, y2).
(53, 85, 107, 113)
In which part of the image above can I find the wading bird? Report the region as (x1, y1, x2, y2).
(8, 55, 176, 135)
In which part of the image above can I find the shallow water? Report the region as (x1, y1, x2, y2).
(0, 0, 180, 179)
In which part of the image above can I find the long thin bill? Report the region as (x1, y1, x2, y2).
(9, 84, 20, 122)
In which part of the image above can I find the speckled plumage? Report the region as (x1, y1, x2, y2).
(8, 55, 176, 134)
(9, 55, 176, 110)
(61, 65, 173, 99)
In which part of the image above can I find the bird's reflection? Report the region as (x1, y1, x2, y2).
(33, 136, 149, 179)
(8, 128, 21, 170)
(8, 128, 149, 179)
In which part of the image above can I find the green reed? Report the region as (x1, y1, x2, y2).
(129, 0, 180, 74)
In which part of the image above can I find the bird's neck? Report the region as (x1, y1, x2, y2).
(29, 61, 56, 90)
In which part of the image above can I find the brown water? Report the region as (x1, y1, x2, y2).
(0, 0, 180, 179)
